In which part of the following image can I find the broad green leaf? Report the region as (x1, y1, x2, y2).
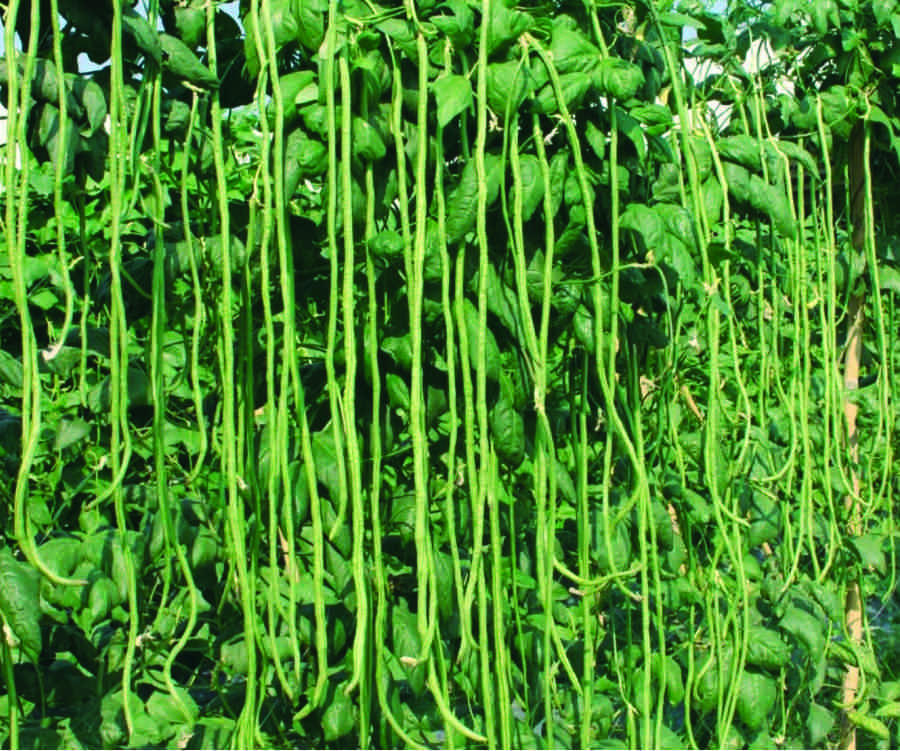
(0, 350, 23, 388)
(54, 418, 90, 452)
(620, 203, 666, 254)
(595, 58, 644, 100)
(748, 175, 795, 237)
(74, 79, 107, 137)
(462, 298, 501, 382)
(275, 70, 317, 125)
(585, 120, 606, 160)
(285, 127, 327, 194)
(382, 335, 412, 371)
(682, 488, 712, 525)
(294, 0, 326, 51)
(534, 71, 592, 115)
(878, 265, 900, 294)
(592, 512, 632, 573)
(555, 460, 576, 505)
(352, 116, 386, 162)
(514, 154, 545, 221)
(717, 134, 764, 171)
(311, 429, 342, 501)
(488, 2, 532, 54)
(630, 103, 674, 134)
(746, 626, 791, 670)
(445, 153, 501, 242)
(322, 684, 355, 741)
(572, 304, 596, 353)
(391, 599, 425, 695)
(0, 549, 41, 662)
(807, 702, 835, 746)
(775, 140, 820, 178)
(38, 104, 77, 174)
(486, 60, 532, 118)
(873, 0, 898, 24)
(160, 33, 218, 88)
(367, 229, 404, 260)
(780, 605, 826, 658)
(431, 0, 475, 45)
(146, 687, 198, 728)
(654, 653, 685, 705)
(433, 74, 473, 128)
(851, 534, 887, 575)
(548, 149, 569, 218)
(172, 3, 205, 48)
(491, 397, 526, 469)
(550, 23, 602, 75)
(123, 9, 162, 63)
(722, 161, 753, 204)
(385, 373, 410, 413)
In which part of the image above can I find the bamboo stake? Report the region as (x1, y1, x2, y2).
(839, 118, 866, 751)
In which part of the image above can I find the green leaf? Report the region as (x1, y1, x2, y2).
(54, 418, 90, 452)
(550, 23, 602, 75)
(0, 549, 41, 662)
(534, 72, 592, 115)
(445, 153, 501, 243)
(431, 0, 475, 46)
(385, 373, 411, 413)
(74, 79, 107, 137)
(585, 120, 606, 161)
(160, 33, 218, 89)
(746, 626, 791, 670)
(488, 2, 532, 54)
(491, 397, 526, 469)
(592, 512, 632, 573)
(433, 74, 473, 128)
(37, 104, 78, 174)
(807, 702, 835, 746)
(878, 265, 900, 294)
(294, 0, 326, 51)
(595, 58, 644, 100)
(717, 134, 764, 171)
(486, 61, 532, 118)
(352, 116, 386, 162)
(311, 429, 342, 501)
(391, 598, 425, 695)
(274, 70, 317, 126)
(873, 0, 898, 24)
(780, 605, 826, 658)
(620, 204, 666, 254)
(722, 161, 753, 204)
(0, 350, 23, 389)
(123, 8, 162, 63)
(172, 3, 205, 48)
(851, 534, 887, 575)
(747, 176, 795, 237)
(322, 684, 355, 741)
(514, 154, 545, 222)
(285, 127, 327, 195)
(775, 140, 820, 178)
(462, 298, 501, 383)
(367, 229, 404, 260)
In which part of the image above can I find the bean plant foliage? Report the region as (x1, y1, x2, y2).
(1, 0, 900, 748)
